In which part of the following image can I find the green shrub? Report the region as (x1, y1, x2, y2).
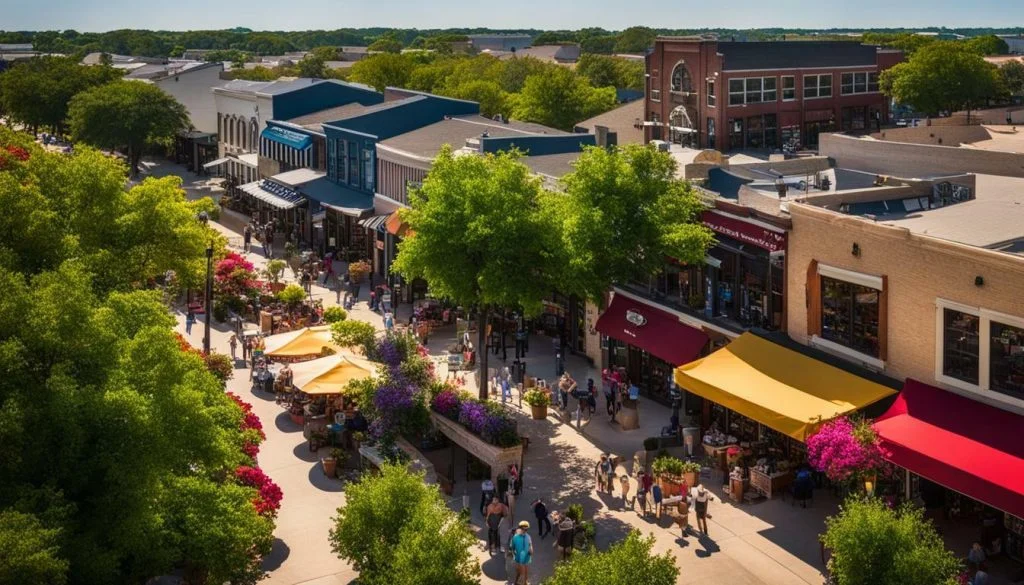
(565, 503, 584, 524)
(651, 455, 685, 479)
(265, 259, 287, 283)
(323, 306, 348, 323)
(331, 319, 377, 355)
(277, 283, 306, 305)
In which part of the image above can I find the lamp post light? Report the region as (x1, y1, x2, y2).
(863, 473, 876, 497)
(203, 244, 213, 354)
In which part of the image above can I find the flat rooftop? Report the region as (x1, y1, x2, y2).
(871, 174, 1024, 254)
(378, 115, 567, 159)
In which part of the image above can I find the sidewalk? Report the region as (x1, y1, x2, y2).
(177, 187, 832, 585)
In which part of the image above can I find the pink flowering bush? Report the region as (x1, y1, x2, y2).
(236, 465, 283, 517)
(214, 252, 261, 300)
(807, 416, 886, 484)
(228, 392, 265, 459)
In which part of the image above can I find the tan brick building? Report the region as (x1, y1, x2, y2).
(786, 201, 1024, 415)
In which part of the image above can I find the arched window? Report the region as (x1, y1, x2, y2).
(238, 118, 247, 150)
(250, 118, 258, 151)
(227, 116, 235, 147)
(670, 62, 693, 93)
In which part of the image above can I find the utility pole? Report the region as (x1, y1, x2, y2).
(203, 244, 213, 354)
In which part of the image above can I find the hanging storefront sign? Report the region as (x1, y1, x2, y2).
(702, 211, 787, 253)
(625, 309, 647, 327)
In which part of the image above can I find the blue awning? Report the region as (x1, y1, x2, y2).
(261, 126, 312, 150)
(299, 178, 374, 218)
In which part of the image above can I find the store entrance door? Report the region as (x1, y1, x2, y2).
(626, 345, 644, 386)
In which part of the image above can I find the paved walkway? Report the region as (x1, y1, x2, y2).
(159, 158, 833, 585)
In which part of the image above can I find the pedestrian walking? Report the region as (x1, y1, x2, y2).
(485, 496, 506, 555)
(229, 334, 238, 360)
(509, 521, 533, 585)
(693, 484, 714, 535)
(480, 478, 495, 516)
(531, 499, 551, 539)
(383, 312, 394, 331)
(504, 526, 517, 585)
(620, 474, 632, 510)
(242, 335, 251, 362)
(243, 225, 252, 253)
(652, 482, 664, 518)
(586, 378, 597, 417)
(300, 269, 312, 295)
(637, 469, 653, 516)
(185, 310, 195, 335)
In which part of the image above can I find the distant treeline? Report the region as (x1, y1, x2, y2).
(1, 26, 1023, 59)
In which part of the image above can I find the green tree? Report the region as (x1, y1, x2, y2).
(0, 511, 69, 585)
(822, 498, 961, 585)
(392, 147, 562, 399)
(576, 53, 620, 87)
(297, 53, 327, 78)
(1002, 60, 1024, 95)
(580, 34, 618, 55)
(965, 34, 1009, 55)
(329, 464, 479, 585)
(555, 145, 713, 304)
(498, 56, 552, 93)
(543, 531, 677, 585)
(614, 26, 656, 53)
(68, 80, 190, 176)
(368, 37, 404, 54)
(512, 67, 618, 130)
(331, 319, 378, 355)
(880, 41, 1006, 119)
(349, 53, 415, 92)
(169, 45, 185, 58)
(446, 80, 508, 117)
(310, 46, 340, 61)
(0, 56, 121, 135)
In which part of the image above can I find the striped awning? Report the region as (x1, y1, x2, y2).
(238, 181, 306, 210)
(359, 214, 390, 232)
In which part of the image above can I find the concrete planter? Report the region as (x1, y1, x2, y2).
(429, 412, 523, 484)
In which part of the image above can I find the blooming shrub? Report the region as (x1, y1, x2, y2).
(807, 416, 886, 483)
(431, 388, 462, 420)
(235, 465, 283, 517)
(214, 252, 261, 300)
(203, 352, 234, 385)
(450, 397, 519, 447)
(458, 401, 488, 434)
(228, 392, 266, 459)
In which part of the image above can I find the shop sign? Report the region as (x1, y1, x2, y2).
(702, 211, 786, 252)
(625, 309, 647, 327)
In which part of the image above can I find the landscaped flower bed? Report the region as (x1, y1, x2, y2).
(431, 387, 519, 448)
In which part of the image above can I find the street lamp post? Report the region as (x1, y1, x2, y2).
(203, 244, 213, 354)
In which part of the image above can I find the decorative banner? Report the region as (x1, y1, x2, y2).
(702, 211, 787, 252)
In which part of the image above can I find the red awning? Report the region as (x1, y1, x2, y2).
(873, 379, 1024, 517)
(595, 293, 709, 366)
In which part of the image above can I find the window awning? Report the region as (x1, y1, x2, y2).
(238, 180, 305, 210)
(261, 126, 312, 150)
(386, 212, 411, 238)
(359, 214, 390, 232)
(202, 157, 230, 169)
(874, 379, 1024, 518)
(674, 333, 897, 441)
(595, 293, 709, 366)
(302, 178, 374, 218)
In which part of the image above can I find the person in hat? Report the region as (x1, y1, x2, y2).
(693, 484, 714, 535)
(509, 520, 533, 585)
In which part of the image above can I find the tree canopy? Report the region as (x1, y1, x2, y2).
(822, 498, 961, 585)
(511, 65, 618, 130)
(543, 531, 677, 585)
(0, 56, 121, 134)
(880, 41, 1006, 116)
(68, 80, 191, 176)
(1001, 60, 1024, 95)
(554, 145, 714, 304)
(329, 463, 479, 585)
(576, 54, 645, 90)
(0, 129, 270, 585)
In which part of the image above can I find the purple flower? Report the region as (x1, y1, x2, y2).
(432, 389, 462, 419)
(377, 339, 402, 367)
(374, 383, 416, 414)
(458, 401, 488, 434)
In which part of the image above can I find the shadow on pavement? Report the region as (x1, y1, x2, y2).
(308, 464, 344, 492)
(694, 532, 721, 558)
(292, 441, 320, 463)
(275, 410, 302, 433)
(261, 538, 290, 571)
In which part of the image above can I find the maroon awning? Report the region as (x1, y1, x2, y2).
(595, 294, 709, 366)
(874, 379, 1024, 517)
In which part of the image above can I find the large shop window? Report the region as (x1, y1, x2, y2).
(821, 276, 881, 358)
(840, 72, 879, 95)
(781, 76, 796, 101)
(803, 74, 832, 99)
(936, 301, 1024, 402)
(729, 77, 776, 106)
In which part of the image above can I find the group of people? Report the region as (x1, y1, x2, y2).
(601, 367, 639, 423)
(242, 220, 276, 257)
(594, 454, 715, 537)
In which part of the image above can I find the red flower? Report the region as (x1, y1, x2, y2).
(236, 465, 283, 517)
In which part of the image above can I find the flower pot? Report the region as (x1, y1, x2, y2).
(658, 476, 685, 498)
(530, 404, 548, 420)
(322, 457, 337, 477)
(290, 412, 305, 425)
(683, 471, 698, 488)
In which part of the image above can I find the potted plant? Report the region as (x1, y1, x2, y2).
(681, 460, 702, 488)
(265, 259, 287, 293)
(322, 448, 341, 477)
(348, 260, 371, 285)
(523, 389, 551, 420)
(651, 455, 687, 497)
(288, 403, 305, 426)
(351, 431, 366, 449)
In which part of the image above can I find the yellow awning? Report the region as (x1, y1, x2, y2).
(264, 326, 343, 358)
(673, 333, 897, 441)
(289, 353, 379, 395)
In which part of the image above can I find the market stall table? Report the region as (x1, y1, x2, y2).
(749, 469, 794, 499)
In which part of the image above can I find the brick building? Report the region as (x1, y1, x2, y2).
(644, 37, 902, 151)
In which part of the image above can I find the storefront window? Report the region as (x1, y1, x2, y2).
(728, 118, 744, 150)
(989, 321, 1024, 399)
(821, 276, 880, 358)
(942, 309, 980, 385)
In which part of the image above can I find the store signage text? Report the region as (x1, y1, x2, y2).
(702, 211, 786, 253)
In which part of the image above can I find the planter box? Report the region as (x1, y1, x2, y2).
(530, 404, 548, 420)
(658, 477, 686, 498)
(683, 471, 699, 488)
(430, 412, 523, 484)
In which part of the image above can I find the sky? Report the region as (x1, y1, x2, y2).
(1, 0, 1019, 32)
